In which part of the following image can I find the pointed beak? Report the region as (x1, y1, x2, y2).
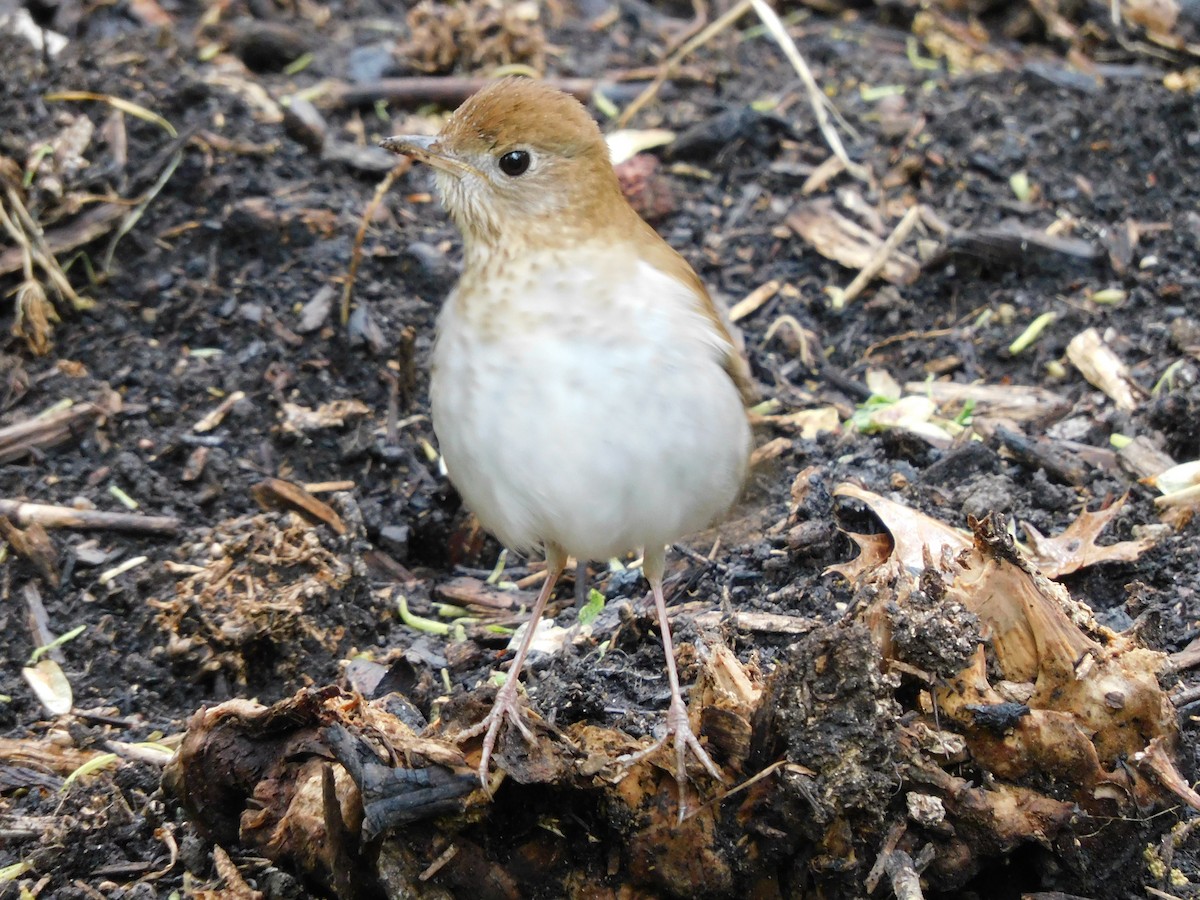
(379, 134, 479, 179)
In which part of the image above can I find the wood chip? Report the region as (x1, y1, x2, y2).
(194, 391, 247, 433)
(0, 401, 111, 464)
(250, 478, 346, 535)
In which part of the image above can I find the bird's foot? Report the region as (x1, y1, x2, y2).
(618, 696, 725, 820)
(454, 678, 536, 789)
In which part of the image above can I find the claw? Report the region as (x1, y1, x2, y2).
(617, 546, 727, 820)
(450, 551, 565, 789)
(618, 695, 725, 820)
(455, 678, 535, 787)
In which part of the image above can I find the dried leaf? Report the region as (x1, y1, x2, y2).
(787, 199, 919, 285)
(280, 399, 370, 434)
(1066, 328, 1139, 411)
(1022, 495, 1157, 578)
(833, 483, 972, 573)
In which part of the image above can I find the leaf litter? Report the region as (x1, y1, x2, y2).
(1, 0, 1200, 896)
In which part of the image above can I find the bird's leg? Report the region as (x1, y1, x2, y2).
(456, 547, 565, 787)
(573, 559, 589, 607)
(619, 546, 725, 817)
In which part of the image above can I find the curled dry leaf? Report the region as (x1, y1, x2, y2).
(1066, 327, 1140, 411)
(931, 524, 1174, 778)
(163, 687, 476, 897)
(1022, 494, 1156, 577)
(1150, 459, 1200, 495)
(834, 483, 1191, 826)
(787, 199, 920, 285)
(832, 483, 971, 573)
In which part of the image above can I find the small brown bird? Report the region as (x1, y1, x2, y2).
(381, 78, 752, 800)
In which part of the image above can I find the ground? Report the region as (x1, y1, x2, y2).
(1, 0, 1199, 897)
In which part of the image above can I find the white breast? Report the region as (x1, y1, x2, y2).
(430, 250, 750, 562)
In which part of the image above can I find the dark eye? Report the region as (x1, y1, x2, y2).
(498, 150, 531, 177)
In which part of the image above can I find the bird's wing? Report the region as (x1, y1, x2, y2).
(632, 217, 757, 406)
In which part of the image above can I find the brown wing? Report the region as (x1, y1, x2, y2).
(630, 216, 757, 406)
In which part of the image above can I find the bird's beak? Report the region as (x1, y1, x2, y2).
(379, 134, 480, 179)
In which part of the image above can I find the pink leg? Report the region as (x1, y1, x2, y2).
(456, 547, 565, 787)
(620, 545, 725, 817)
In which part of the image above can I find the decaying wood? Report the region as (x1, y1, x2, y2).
(0, 499, 179, 534)
(924, 221, 1104, 272)
(165, 498, 1185, 898)
(0, 400, 112, 464)
(1117, 435, 1177, 480)
(993, 425, 1090, 485)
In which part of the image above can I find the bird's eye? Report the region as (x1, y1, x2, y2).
(497, 150, 531, 177)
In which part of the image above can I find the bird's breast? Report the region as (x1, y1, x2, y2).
(429, 251, 750, 560)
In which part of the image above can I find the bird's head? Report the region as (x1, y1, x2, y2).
(381, 78, 624, 252)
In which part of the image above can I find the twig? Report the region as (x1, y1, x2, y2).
(748, 0, 870, 184)
(617, 0, 753, 127)
(320, 75, 599, 110)
(729, 279, 780, 322)
(0, 500, 179, 534)
(683, 758, 788, 821)
(0, 401, 108, 464)
(829, 205, 921, 310)
(342, 160, 412, 325)
(884, 850, 925, 900)
(866, 821, 907, 893)
(1146, 888, 1186, 900)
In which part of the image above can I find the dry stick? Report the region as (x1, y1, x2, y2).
(865, 821, 907, 893)
(0, 500, 179, 534)
(341, 159, 413, 326)
(748, 0, 870, 184)
(884, 851, 925, 900)
(323, 75, 599, 110)
(0, 403, 106, 464)
(617, 0, 753, 128)
(830, 205, 922, 310)
(683, 758, 788, 821)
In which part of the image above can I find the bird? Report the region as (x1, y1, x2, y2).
(380, 78, 753, 804)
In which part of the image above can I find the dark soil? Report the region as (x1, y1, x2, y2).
(2, 1, 1199, 897)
